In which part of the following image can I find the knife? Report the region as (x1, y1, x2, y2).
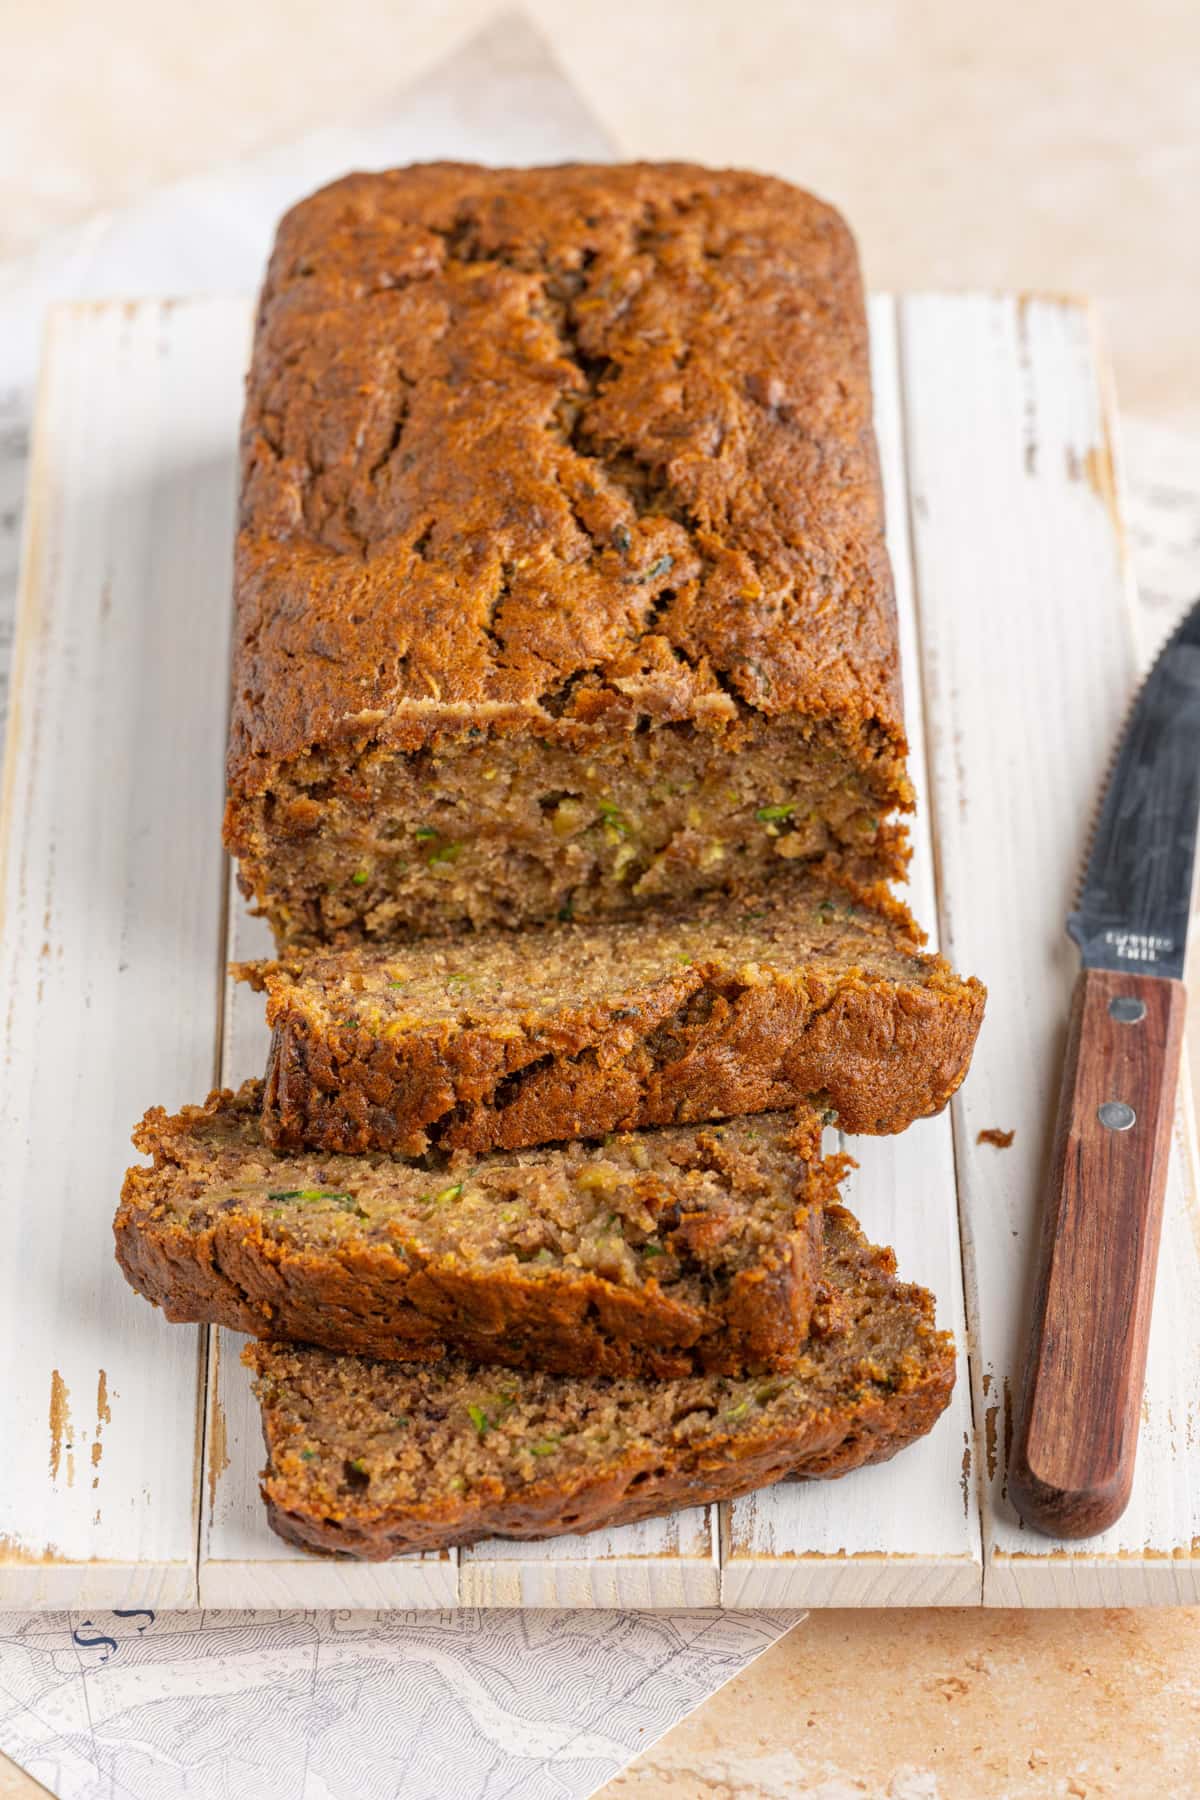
(1010, 595, 1200, 1540)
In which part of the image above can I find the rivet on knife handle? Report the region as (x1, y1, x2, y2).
(1009, 966, 1186, 1538)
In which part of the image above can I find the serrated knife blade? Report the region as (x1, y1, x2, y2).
(1068, 594, 1200, 979)
(1010, 596, 1200, 1542)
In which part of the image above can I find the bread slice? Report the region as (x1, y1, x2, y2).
(246, 1204, 955, 1559)
(115, 1082, 840, 1377)
(242, 871, 984, 1155)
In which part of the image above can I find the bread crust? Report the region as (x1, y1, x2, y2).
(228, 161, 903, 790)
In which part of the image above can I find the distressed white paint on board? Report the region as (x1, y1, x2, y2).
(900, 294, 1200, 1605)
(721, 298, 981, 1607)
(458, 1512, 719, 1609)
(0, 300, 247, 1607)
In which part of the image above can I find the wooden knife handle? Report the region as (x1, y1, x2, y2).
(1010, 967, 1186, 1539)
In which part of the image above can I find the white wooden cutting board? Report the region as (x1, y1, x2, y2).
(2, 294, 1197, 1610)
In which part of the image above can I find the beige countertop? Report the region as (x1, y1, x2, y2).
(1, 4, 1197, 1796)
(604, 1607, 1200, 1797)
(4, 0, 1199, 435)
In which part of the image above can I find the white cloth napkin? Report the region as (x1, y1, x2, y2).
(0, 17, 802, 1800)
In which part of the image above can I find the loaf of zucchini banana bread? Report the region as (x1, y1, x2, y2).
(245, 871, 984, 1155)
(115, 1083, 840, 1377)
(247, 1203, 955, 1558)
(225, 161, 912, 948)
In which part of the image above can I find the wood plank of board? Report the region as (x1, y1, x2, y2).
(0, 300, 245, 1608)
(457, 1513, 719, 1610)
(719, 297, 982, 1608)
(198, 874, 458, 1607)
(900, 293, 1200, 1604)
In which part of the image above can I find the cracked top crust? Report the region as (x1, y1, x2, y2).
(228, 162, 903, 802)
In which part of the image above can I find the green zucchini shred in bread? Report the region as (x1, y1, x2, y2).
(246, 1205, 956, 1558)
(223, 162, 913, 949)
(242, 870, 985, 1155)
(115, 1083, 840, 1377)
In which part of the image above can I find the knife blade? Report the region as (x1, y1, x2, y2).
(1010, 595, 1200, 1539)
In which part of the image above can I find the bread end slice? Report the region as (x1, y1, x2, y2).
(246, 1204, 956, 1559)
